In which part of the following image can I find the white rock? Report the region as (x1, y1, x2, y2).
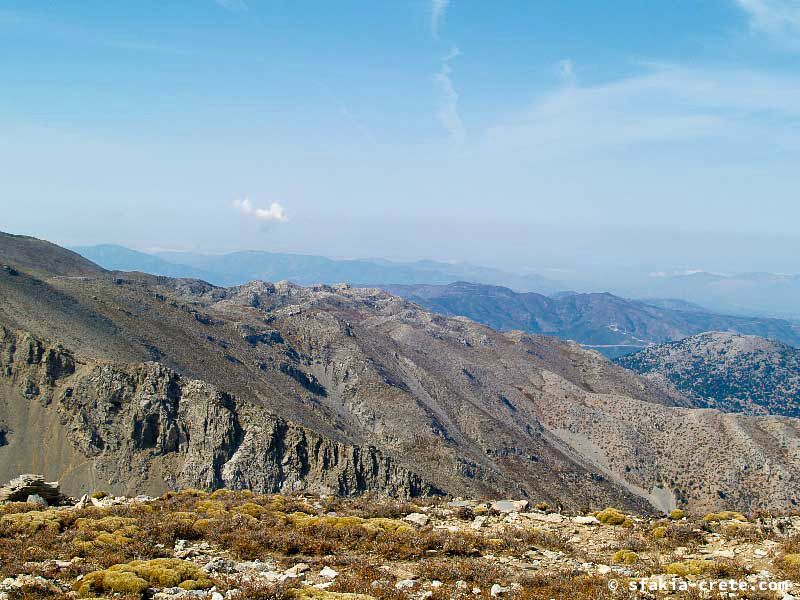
(395, 579, 416, 590)
(313, 582, 334, 590)
(211, 593, 224, 600)
(319, 566, 339, 579)
(448, 499, 473, 508)
(597, 565, 612, 575)
(431, 580, 443, 588)
(491, 583, 509, 596)
(404, 512, 430, 526)
(285, 563, 310, 576)
(573, 515, 601, 525)
(491, 500, 529, 513)
(524, 511, 564, 523)
(471, 515, 488, 530)
(713, 549, 736, 559)
(472, 587, 481, 595)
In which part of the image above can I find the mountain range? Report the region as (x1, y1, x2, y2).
(617, 332, 800, 418)
(72, 244, 561, 293)
(624, 271, 800, 320)
(384, 282, 800, 358)
(3, 231, 800, 513)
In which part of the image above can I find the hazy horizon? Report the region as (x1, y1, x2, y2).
(3, 1, 800, 278)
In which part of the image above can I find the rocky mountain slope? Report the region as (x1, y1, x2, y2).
(617, 332, 800, 418)
(3, 232, 800, 513)
(384, 282, 800, 358)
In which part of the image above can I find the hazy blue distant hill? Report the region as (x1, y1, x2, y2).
(628, 271, 800, 320)
(384, 282, 800, 358)
(73, 245, 561, 292)
(71, 245, 214, 281)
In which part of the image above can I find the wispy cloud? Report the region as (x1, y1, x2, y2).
(487, 63, 800, 156)
(233, 198, 288, 223)
(215, 0, 248, 12)
(735, 0, 800, 49)
(435, 47, 465, 145)
(316, 82, 378, 146)
(431, 0, 450, 39)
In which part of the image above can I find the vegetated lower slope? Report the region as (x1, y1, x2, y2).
(617, 332, 800, 418)
(384, 282, 800, 358)
(3, 231, 800, 513)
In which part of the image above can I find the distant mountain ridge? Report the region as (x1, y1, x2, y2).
(616, 332, 800, 418)
(383, 282, 800, 358)
(629, 271, 800, 320)
(72, 244, 561, 293)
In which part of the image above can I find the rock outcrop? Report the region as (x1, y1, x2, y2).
(0, 473, 67, 505)
(0, 327, 435, 498)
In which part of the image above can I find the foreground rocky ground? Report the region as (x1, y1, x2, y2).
(3, 481, 800, 599)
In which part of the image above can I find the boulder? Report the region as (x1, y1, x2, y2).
(0, 474, 66, 505)
(319, 566, 339, 579)
(491, 500, 529, 514)
(471, 515, 488, 530)
(403, 512, 430, 526)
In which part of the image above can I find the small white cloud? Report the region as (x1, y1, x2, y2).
(735, 0, 800, 49)
(431, 0, 450, 38)
(233, 198, 288, 223)
(435, 46, 465, 145)
(215, 0, 247, 12)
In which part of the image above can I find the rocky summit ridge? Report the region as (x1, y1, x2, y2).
(2, 231, 800, 514)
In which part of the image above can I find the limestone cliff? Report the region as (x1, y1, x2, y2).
(0, 327, 435, 498)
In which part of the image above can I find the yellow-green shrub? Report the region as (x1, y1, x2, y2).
(75, 558, 213, 598)
(703, 511, 746, 523)
(612, 550, 639, 565)
(595, 508, 630, 526)
(665, 559, 714, 576)
(72, 516, 141, 554)
(669, 509, 685, 520)
(0, 510, 65, 534)
(779, 553, 800, 572)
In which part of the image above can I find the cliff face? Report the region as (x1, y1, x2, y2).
(0, 327, 435, 498)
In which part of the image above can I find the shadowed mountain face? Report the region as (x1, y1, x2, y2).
(4, 231, 800, 513)
(617, 332, 800, 418)
(383, 282, 800, 358)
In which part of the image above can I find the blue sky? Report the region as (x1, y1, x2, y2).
(1, 0, 800, 274)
